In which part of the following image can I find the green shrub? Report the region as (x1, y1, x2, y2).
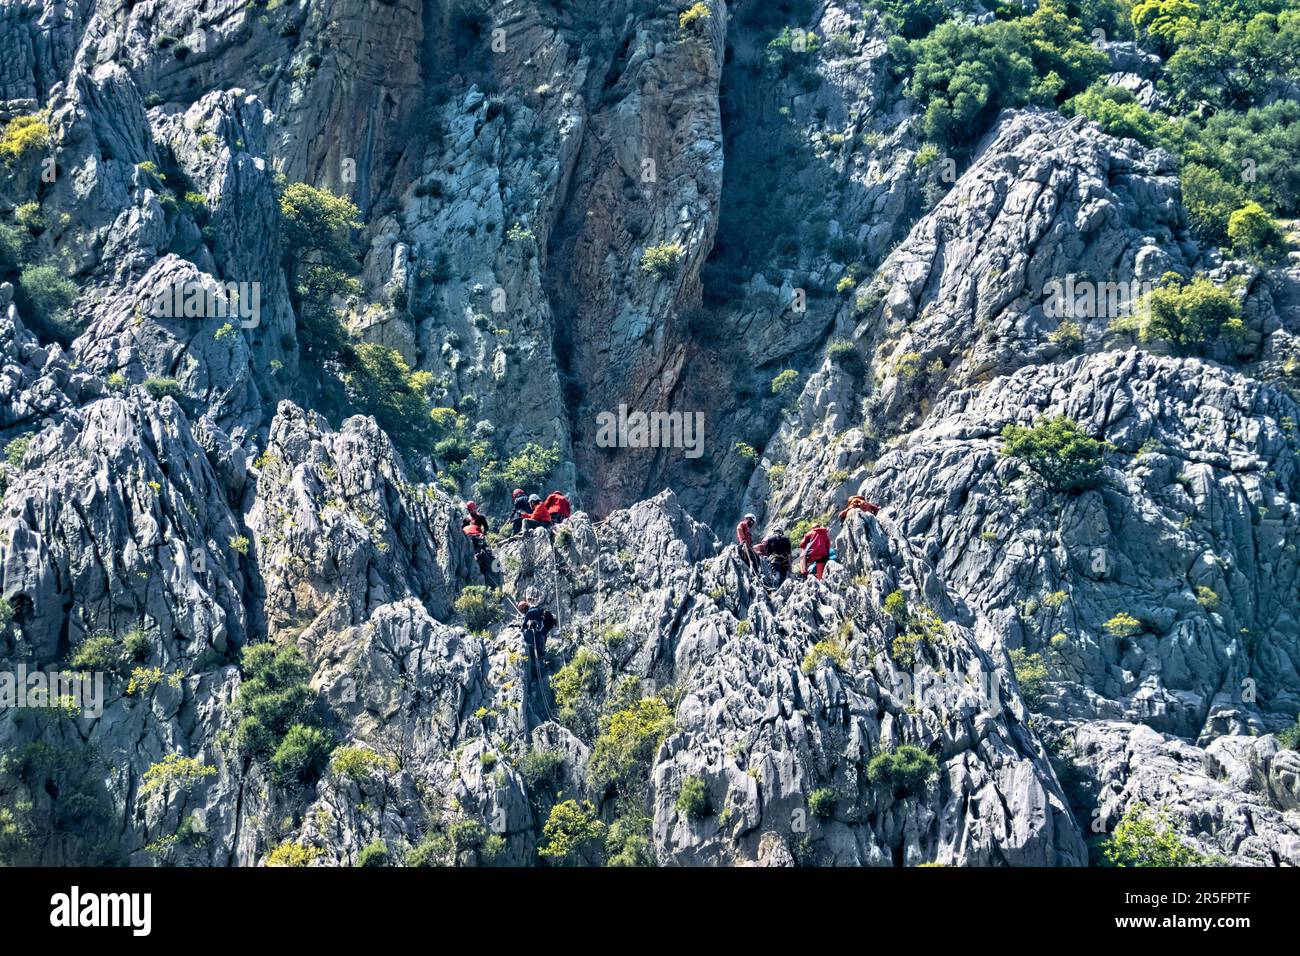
(898, 20, 1034, 148)
(890, 605, 946, 668)
(476, 442, 560, 501)
(15, 202, 43, 232)
(552, 647, 604, 737)
(679, 2, 711, 30)
(589, 697, 674, 797)
(139, 753, 216, 796)
(1048, 320, 1084, 350)
(892, 351, 923, 382)
(278, 182, 361, 364)
(676, 776, 711, 820)
(1101, 803, 1211, 866)
(1197, 100, 1300, 214)
(605, 816, 655, 867)
(1062, 83, 1170, 146)
(0, 115, 49, 164)
(0, 222, 25, 274)
(1227, 201, 1284, 259)
(1018, 0, 1109, 100)
(143, 377, 183, 401)
(266, 840, 321, 867)
(1277, 716, 1300, 751)
(235, 642, 317, 757)
(345, 343, 436, 454)
(1103, 612, 1142, 638)
(0, 598, 13, 634)
(1166, 9, 1300, 112)
(770, 368, 799, 396)
(1181, 163, 1247, 246)
(1123, 273, 1245, 355)
(884, 590, 908, 623)
(801, 635, 849, 675)
(356, 839, 391, 867)
(826, 339, 864, 375)
(640, 241, 685, 278)
(520, 748, 564, 790)
(538, 800, 605, 865)
(68, 635, 122, 673)
(3, 435, 31, 469)
(15, 264, 78, 343)
(453, 585, 504, 631)
(867, 744, 938, 798)
(406, 832, 451, 867)
(1000, 415, 1109, 492)
(1194, 586, 1220, 610)
(808, 787, 837, 820)
(1009, 647, 1049, 708)
(448, 819, 485, 854)
(331, 746, 398, 781)
(870, 0, 954, 39)
(270, 724, 333, 785)
(1130, 0, 1200, 56)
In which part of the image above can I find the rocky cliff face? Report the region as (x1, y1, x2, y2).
(1, 0, 1298, 867)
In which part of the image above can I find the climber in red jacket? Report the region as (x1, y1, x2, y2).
(800, 524, 831, 580)
(543, 491, 572, 524)
(736, 513, 759, 572)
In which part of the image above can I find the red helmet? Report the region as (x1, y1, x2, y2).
(513, 488, 525, 498)
(466, 500, 477, 512)
(517, 600, 530, 612)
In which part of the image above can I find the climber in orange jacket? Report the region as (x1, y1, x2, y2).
(838, 495, 880, 523)
(800, 523, 831, 580)
(523, 495, 553, 533)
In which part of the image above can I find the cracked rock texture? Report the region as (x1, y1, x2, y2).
(1, 0, 1299, 867)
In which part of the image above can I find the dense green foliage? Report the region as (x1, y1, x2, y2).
(1000, 416, 1110, 492)
(1101, 803, 1211, 866)
(896, 20, 1035, 147)
(356, 839, 392, 867)
(279, 182, 362, 362)
(1117, 273, 1246, 354)
(808, 787, 838, 819)
(589, 697, 674, 798)
(866, 744, 938, 798)
(270, 724, 334, 785)
(881, 0, 1297, 260)
(453, 585, 505, 631)
(538, 800, 605, 865)
(870, 0, 955, 39)
(1278, 716, 1300, 750)
(1063, 83, 1172, 144)
(676, 776, 711, 820)
(895, 0, 1106, 148)
(344, 344, 437, 452)
(234, 642, 331, 786)
(13, 264, 78, 344)
(1010, 647, 1050, 708)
